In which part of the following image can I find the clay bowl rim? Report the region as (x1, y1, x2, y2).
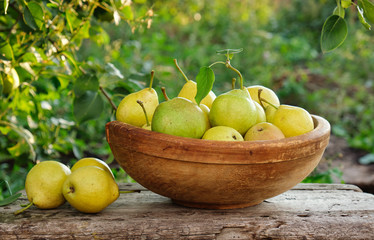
(106, 114, 330, 165)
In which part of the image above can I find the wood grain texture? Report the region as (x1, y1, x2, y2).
(106, 116, 331, 209)
(1, 183, 374, 240)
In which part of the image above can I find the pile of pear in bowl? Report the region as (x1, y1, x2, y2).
(106, 55, 330, 209)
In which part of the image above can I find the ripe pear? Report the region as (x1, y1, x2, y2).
(209, 89, 257, 135)
(25, 161, 71, 209)
(270, 105, 314, 138)
(244, 122, 285, 141)
(71, 157, 114, 178)
(151, 97, 210, 139)
(265, 105, 277, 122)
(62, 166, 119, 213)
(178, 80, 216, 109)
(174, 59, 216, 108)
(116, 71, 158, 127)
(253, 101, 266, 124)
(3, 68, 20, 94)
(247, 85, 280, 108)
(202, 126, 243, 141)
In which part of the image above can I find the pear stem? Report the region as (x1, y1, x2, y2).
(149, 70, 155, 90)
(173, 59, 189, 83)
(119, 190, 140, 194)
(136, 100, 150, 126)
(258, 89, 265, 109)
(161, 87, 169, 101)
(231, 78, 236, 90)
(14, 201, 34, 215)
(225, 59, 244, 90)
(260, 96, 279, 110)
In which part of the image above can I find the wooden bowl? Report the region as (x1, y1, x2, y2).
(106, 115, 330, 209)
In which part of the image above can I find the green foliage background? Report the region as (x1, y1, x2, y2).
(1, 0, 374, 199)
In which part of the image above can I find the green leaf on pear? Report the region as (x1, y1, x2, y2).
(357, 5, 372, 30)
(320, 15, 348, 53)
(195, 66, 215, 106)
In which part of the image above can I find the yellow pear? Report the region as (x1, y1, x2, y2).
(174, 59, 216, 108)
(178, 80, 216, 109)
(71, 157, 114, 178)
(247, 85, 280, 108)
(265, 105, 277, 122)
(62, 166, 119, 213)
(25, 161, 71, 209)
(244, 122, 285, 141)
(271, 105, 314, 138)
(202, 126, 243, 141)
(253, 101, 266, 124)
(116, 71, 158, 127)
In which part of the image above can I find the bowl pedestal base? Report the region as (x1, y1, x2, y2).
(172, 199, 263, 210)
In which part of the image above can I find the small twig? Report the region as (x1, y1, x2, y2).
(99, 86, 117, 111)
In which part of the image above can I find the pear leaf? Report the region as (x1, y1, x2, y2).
(73, 74, 104, 123)
(195, 66, 215, 106)
(341, 0, 352, 8)
(0, 193, 22, 206)
(320, 15, 348, 53)
(357, 5, 372, 30)
(358, 0, 374, 24)
(333, 6, 345, 18)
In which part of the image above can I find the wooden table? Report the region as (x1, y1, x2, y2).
(1, 183, 374, 239)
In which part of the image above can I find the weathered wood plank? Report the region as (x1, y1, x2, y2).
(1, 183, 374, 239)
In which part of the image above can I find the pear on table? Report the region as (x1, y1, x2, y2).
(24, 161, 71, 210)
(116, 71, 159, 127)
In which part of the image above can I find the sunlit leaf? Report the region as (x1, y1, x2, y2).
(0, 74, 3, 94)
(195, 66, 215, 106)
(320, 15, 348, 53)
(357, 5, 372, 30)
(358, 0, 374, 24)
(28, 1, 44, 29)
(122, 6, 134, 20)
(341, 0, 352, 8)
(66, 9, 80, 33)
(61, 51, 79, 71)
(4, 0, 9, 14)
(0, 40, 14, 61)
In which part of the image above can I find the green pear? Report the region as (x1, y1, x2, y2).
(62, 166, 119, 213)
(270, 105, 314, 138)
(151, 97, 209, 139)
(25, 161, 71, 209)
(116, 71, 158, 127)
(244, 122, 285, 141)
(265, 105, 277, 122)
(178, 80, 216, 109)
(202, 126, 243, 141)
(209, 89, 257, 135)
